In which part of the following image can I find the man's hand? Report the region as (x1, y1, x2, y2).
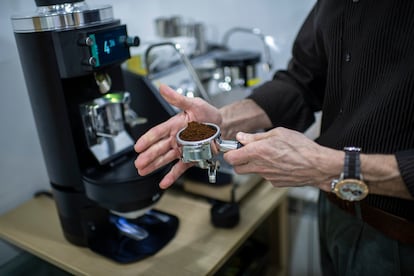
(134, 84, 221, 189)
(224, 127, 343, 191)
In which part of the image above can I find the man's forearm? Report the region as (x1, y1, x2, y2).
(361, 154, 413, 200)
(323, 152, 413, 200)
(220, 100, 413, 200)
(219, 99, 273, 139)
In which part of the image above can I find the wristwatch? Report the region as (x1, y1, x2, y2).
(331, 147, 369, 201)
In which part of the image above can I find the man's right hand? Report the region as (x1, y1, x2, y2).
(134, 84, 222, 189)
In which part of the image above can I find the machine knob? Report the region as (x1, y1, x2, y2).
(78, 36, 94, 46)
(86, 57, 97, 66)
(122, 36, 140, 47)
(84, 37, 94, 46)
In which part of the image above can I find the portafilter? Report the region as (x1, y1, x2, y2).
(176, 122, 242, 183)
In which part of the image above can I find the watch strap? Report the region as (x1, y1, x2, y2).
(343, 147, 361, 179)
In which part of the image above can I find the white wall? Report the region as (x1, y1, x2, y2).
(0, 0, 315, 266)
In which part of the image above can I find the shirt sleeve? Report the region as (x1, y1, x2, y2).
(395, 150, 414, 197)
(248, 4, 326, 132)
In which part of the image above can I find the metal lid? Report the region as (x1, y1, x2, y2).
(214, 50, 261, 67)
(11, 1, 114, 33)
(35, 0, 83, 6)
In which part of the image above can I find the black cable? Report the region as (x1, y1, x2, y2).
(33, 190, 53, 199)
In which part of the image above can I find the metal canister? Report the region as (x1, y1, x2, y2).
(214, 50, 261, 88)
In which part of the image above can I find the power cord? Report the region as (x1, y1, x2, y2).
(33, 190, 53, 199)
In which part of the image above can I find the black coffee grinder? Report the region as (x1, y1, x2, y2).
(11, 0, 178, 263)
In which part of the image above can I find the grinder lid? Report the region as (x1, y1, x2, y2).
(11, 1, 114, 33)
(35, 0, 83, 6)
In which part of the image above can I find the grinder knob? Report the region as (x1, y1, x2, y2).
(122, 36, 140, 47)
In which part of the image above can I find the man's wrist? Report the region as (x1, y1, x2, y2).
(330, 147, 369, 201)
(219, 99, 272, 138)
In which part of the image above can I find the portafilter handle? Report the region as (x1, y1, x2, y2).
(206, 138, 243, 183)
(217, 138, 243, 152)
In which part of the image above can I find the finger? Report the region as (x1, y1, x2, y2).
(223, 145, 252, 167)
(159, 161, 193, 189)
(136, 136, 177, 167)
(134, 121, 170, 153)
(236, 131, 274, 145)
(161, 84, 222, 126)
(135, 144, 180, 176)
(222, 132, 263, 166)
(134, 85, 190, 154)
(134, 113, 185, 153)
(227, 130, 286, 166)
(159, 84, 194, 111)
(232, 162, 255, 175)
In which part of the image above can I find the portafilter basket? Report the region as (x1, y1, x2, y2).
(176, 123, 241, 183)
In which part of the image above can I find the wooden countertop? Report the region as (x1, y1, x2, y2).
(0, 181, 288, 276)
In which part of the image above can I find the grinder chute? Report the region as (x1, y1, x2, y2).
(11, 0, 178, 263)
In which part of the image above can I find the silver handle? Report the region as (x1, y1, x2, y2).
(218, 139, 243, 152)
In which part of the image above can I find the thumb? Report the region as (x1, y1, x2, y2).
(235, 132, 256, 145)
(159, 84, 193, 111)
(236, 131, 272, 145)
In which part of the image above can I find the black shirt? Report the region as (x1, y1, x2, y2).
(249, 0, 414, 220)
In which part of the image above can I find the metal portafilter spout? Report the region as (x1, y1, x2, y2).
(176, 122, 242, 183)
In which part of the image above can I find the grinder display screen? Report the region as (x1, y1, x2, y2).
(89, 25, 130, 68)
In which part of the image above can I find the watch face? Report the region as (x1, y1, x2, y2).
(334, 179, 369, 201)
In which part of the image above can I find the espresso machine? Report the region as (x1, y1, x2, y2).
(12, 0, 178, 263)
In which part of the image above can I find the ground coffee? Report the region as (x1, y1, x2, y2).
(179, 121, 217, 141)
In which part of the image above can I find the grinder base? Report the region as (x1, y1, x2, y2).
(88, 209, 179, 263)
